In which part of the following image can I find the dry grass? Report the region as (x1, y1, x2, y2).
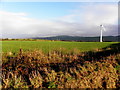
(2, 47, 120, 88)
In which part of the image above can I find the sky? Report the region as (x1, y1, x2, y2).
(0, 2, 118, 38)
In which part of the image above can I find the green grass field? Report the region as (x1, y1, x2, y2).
(2, 41, 119, 53)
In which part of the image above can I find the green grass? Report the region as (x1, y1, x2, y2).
(2, 41, 118, 53)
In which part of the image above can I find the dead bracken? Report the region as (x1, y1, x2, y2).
(2, 45, 120, 89)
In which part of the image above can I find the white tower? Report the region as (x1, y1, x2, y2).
(100, 24, 105, 42)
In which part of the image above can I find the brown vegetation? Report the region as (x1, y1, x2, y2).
(1, 43, 120, 89)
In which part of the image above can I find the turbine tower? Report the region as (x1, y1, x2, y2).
(100, 24, 105, 42)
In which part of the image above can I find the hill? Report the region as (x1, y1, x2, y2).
(32, 35, 119, 42)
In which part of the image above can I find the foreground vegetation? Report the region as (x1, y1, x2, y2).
(2, 42, 120, 88)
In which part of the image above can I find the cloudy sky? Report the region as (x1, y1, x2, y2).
(0, 1, 118, 38)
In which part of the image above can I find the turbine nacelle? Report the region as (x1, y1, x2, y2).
(100, 24, 106, 31)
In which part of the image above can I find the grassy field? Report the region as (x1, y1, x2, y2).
(2, 41, 118, 53)
(1, 40, 120, 88)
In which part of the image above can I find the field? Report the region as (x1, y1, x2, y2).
(1, 40, 120, 89)
(2, 41, 118, 53)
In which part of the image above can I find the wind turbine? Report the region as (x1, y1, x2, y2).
(100, 24, 106, 42)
